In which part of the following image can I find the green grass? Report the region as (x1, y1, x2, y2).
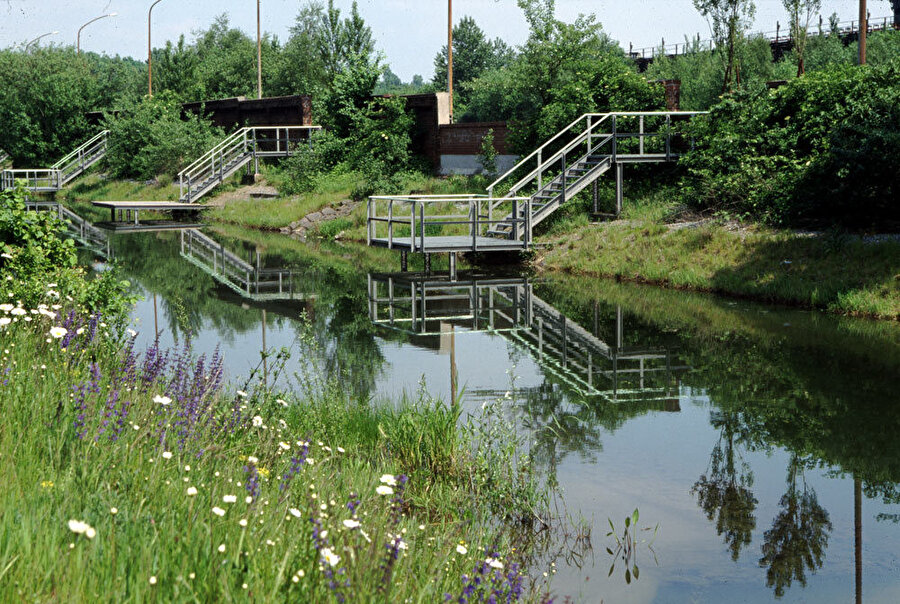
(0, 311, 551, 601)
(540, 218, 900, 319)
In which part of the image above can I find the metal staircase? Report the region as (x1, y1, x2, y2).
(0, 149, 10, 168)
(178, 126, 320, 204)
(485, 111, 704, 240)
(1, 131, 109, 192)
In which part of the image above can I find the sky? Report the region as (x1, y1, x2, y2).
(0, 1, 875, 81)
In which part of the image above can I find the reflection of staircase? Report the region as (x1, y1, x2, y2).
(485, 111, 703, 239)
(178, 126, 319, 203)
(179, 229, 310, 301)
(1, 131, 109, 192)
(24, 202, 111, 258)
(0, 149, 10, 169)
(367, 273, 689, 402)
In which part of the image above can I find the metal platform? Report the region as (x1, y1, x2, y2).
(368, 235, 527, 253)
(92, 200, 209, 224)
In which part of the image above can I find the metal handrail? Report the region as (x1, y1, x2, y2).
(178, 125, 321, 203)
(51, 130, 108, 171)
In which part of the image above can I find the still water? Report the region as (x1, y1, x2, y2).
(83, 225, 900, 603)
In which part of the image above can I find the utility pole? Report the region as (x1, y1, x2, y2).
(148, 0, 167, 97)
(858, 0, 867, 64)
(448, 0, 454, 123)
(257, 0, 263, 99)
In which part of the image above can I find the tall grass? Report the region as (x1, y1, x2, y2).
(0, 303, 552, 601)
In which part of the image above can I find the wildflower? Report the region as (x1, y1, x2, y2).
(288, 508, 302, 518)
(11, 308, 26, 316)
(237, 390, 247, 398)
(149, 576, 157, 585)
(0, 318, 10, 327)
(380, 474, 397, 486)
(68, 519, 96, 539)
(337, 447, 345, 453)
(342, 519, 360, 529)
(0, 304, 11, 312)
(245, 495, 253, 504)
(223, 495, 237, 503)
(218, 544, 226, 553)
(456, 544, 468, 555)
(127, 329, 137, 337)
(239, 519, 248, 527)
(376, 485, 394, 496)
(40, 480, 54, 489)
(279, 442, 291, 451)
(110, 507, 118, 515)
(49, 326, 67, 339)
(247, 456, 259, 464)
(321, 548, 340, 567)
(486, 557, 504, 569)
(252, 416, 263, 427)
(212, 507, 226, 516)
(276, 398, 288, 407)
(153, 395, 171, 406)
(162, 451, 173, 460)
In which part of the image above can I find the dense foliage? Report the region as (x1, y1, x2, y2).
(0, 186, 133, 325)
(680, 60, 900, 226)
(103, 92, 223, 181)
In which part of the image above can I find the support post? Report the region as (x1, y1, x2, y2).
(616, 163, 624, 216)
(424, 253, 432, 274)
(449, 252, 457, 281)
(639, 115, 645, 155)
(400, 250, 408, 272)
(592, 180, 599, 216)
(561, 152, 567, 204)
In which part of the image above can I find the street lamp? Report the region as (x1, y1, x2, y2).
(25, 31, 59, 50)
(77, 13, 118, 54)
(257, 0, 263, 99)
(148, 0, 167, 97)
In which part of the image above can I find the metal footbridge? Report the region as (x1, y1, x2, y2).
(2, 131, 109, 192)
(367, 272, 689, 403)
(366, 111, 703, 260)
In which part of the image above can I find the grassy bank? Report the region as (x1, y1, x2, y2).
(536, 182, 900, 320)
(0, 309, 552, 601)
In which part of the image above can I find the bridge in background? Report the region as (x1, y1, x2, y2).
(628, 13, 898, 70)
(367, 272, 689, 404)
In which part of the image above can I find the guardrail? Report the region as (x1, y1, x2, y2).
(366, 194, 534, 252)
(51, 130, 108, 186)
(1, 168, 62, 192)
(178, 126, 321, 203)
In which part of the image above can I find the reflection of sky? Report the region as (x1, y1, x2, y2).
(119, 255, 900, 604)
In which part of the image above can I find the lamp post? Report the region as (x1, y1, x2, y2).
(448, 0, 453, 123)
(25, 31, 59, 50)
(257, 0, 263, 99)
(148, 0, 167, 97)
(77, 13, 118, 54)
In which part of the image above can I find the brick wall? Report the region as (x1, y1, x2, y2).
(439, 122, 511, 156)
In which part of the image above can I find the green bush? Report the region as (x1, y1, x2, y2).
(680, 60, 900, 227)
(103, 91, 223, 180)
(0, 186, 133, 324)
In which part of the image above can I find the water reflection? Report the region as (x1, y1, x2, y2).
(61, 218, 900, 602)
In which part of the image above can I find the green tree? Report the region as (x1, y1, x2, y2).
(478, 128, 498, 178)
(782, 0, 822, 76)
(693, 0, 757, 91)
(432, 16, 514, 107)
(103, 91, 222, 180)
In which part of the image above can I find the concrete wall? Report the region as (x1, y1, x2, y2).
(439, 154, 519, 176)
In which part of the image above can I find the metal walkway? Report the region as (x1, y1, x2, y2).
(2, 131, 109, 192)
(178, 126, 320, 203)
(367, 111, 703, 257)
(367, 272, 689, 403)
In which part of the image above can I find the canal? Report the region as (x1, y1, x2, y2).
(83, 224, 900, 603)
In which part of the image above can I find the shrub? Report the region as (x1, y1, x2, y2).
(104, 91, 223, 180)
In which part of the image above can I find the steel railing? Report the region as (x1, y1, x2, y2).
(366, 194, 534, 252)
(178, 126, 321, 203)
(485, 112, 706, 232)
(1, 131, 108, 191)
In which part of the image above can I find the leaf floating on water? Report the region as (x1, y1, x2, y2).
(632, 508, 639, 526)
(608, 564, 615, 577)
(606, 547, 614, 555)
(625, 568, 631, 584)
(633, 564, 640, 580)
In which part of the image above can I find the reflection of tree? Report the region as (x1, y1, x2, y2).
(692, 410, 758, 561)
(759, 455, 832, 598)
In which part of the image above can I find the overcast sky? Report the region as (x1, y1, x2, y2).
(0, 1, 874, 81)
